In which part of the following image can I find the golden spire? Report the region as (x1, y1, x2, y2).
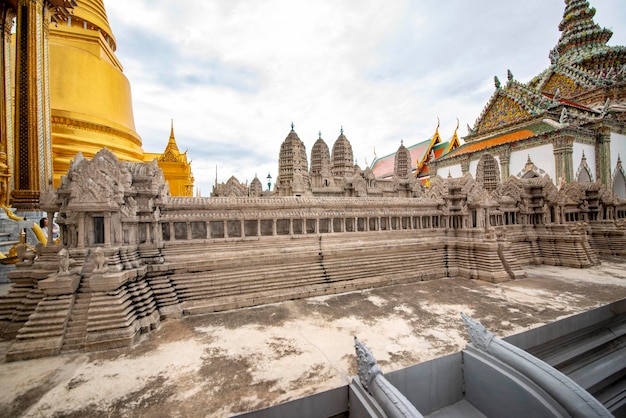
(166, 119, 180, 153)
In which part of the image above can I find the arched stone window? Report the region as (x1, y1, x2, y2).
(475, 154, 500, 191)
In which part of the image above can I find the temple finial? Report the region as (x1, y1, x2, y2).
(436, 116, 440, 131)
(291, 121, 295, 132)
(318, 130, 322, 139)
(340, 126, 344, 135)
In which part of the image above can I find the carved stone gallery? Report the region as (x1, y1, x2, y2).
(0, 148, 624, 361)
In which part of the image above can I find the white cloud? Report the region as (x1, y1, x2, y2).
(104, 0, 626, 196)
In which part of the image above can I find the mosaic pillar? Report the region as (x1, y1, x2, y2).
(595, 128, 612, 190)
(461, 157, 470, 175)
(11, 0, 54, 209)
(0, 5, 14, 206)
(553, 135, 574, 184)
(499, 149, 510, 180)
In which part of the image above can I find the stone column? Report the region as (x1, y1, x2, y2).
(145, 221, 151, 243)
(272, 218, 277, 236)
(553, 135, 574, 184)
(77, 213, 85, 248)
(11, 0, 55, 209)
(104, 213, 111, 247)
(595, 128, 612, 190)
(223, 220, 228, 238)
(45, 210, 53, 247)
(169, 222, 175, 241)
(256, 219, 261, 237)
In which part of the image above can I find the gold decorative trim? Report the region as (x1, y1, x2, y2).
(51, 115, 142, 145)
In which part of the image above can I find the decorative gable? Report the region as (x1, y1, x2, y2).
(542, 72, 586, 98)
(476, 95, 531, 135)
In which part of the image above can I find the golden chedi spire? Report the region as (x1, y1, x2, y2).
(47, 0, 144, 186)
(144, 120, 195, 196)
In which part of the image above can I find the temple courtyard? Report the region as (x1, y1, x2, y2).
(1, 259, 625, 417)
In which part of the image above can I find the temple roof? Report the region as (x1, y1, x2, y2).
(444, 121, 559, 159)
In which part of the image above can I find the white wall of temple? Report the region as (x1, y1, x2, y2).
(510, 143, 555, 180)
(573, 142, 596, 181)
(440, 163, 463, 178)
(611, 132, 626, 172)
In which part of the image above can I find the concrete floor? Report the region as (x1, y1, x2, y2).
(1, 258, 626, 417)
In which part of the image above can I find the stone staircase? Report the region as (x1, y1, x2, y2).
(60, 279, 90, 353)
(5, 294, 75, 361)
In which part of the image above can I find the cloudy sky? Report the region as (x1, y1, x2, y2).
(104, 1, 626, 196)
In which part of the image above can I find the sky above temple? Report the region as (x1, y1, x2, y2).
(105, 0, 626, 196)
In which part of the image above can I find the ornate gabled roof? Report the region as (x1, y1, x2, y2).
(468, 72, 554, 138)
(371, 120, 460, 179)
(464, 0, 625, 146)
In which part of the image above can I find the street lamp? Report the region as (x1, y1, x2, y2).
(266, 173, 272, 191)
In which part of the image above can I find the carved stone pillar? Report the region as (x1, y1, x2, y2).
(104, 213, 111, 247)
(553, 135, 574, 184)
(595, 128, 612, 190)
(11, 0, 55, 209)
(77, 213, 85, 248)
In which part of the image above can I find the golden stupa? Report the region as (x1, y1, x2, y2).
(46, 0, 194, 195)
